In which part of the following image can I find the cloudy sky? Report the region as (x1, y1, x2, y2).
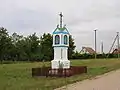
(0, 0, 120, 53)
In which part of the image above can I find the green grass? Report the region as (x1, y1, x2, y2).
(1, 59, 120, 90)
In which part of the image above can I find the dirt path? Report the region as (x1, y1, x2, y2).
(55, 70, 120, 90)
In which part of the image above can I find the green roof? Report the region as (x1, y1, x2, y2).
(58, 27, 66, 31)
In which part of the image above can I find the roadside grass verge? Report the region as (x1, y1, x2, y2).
(0, 59, 120, 90)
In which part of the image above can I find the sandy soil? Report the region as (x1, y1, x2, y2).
(55, 70, 120, 90)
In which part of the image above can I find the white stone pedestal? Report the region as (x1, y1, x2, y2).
(51, 60, 70, 69)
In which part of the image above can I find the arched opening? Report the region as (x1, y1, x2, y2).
(55, 35, 60, 44)
(64, 35, 68, 45)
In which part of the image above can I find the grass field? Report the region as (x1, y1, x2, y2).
(1, 59, 120, 90)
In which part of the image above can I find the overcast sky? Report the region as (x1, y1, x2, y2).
(0, 0, 120, 53)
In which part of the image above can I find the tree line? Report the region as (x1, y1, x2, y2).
(72, 51, 120, 59)
(0, 27, 76, 63)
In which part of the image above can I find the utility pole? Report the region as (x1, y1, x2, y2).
(117, 32, 119, 58)
(101, 41, 104, 54)
(94, 30, 97, 59)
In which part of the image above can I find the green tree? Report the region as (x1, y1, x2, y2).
(15, 33, 40, 61)
(0, 27, 12, 63)
(28, 33, 40, 61)
(10, 32, 24, 61)
(40, 33, 53, 61)
(68, 35, 76, 59)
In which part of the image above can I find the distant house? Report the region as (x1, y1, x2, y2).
(112, 48, 120, 54)
(80, 47, 96, 54)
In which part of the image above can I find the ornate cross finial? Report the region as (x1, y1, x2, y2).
(59, 12, 63, 28)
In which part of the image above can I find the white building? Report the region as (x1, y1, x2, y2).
(51, 13, 70, 69)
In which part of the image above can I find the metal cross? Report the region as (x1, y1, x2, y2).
(59, 12, 63, 28)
